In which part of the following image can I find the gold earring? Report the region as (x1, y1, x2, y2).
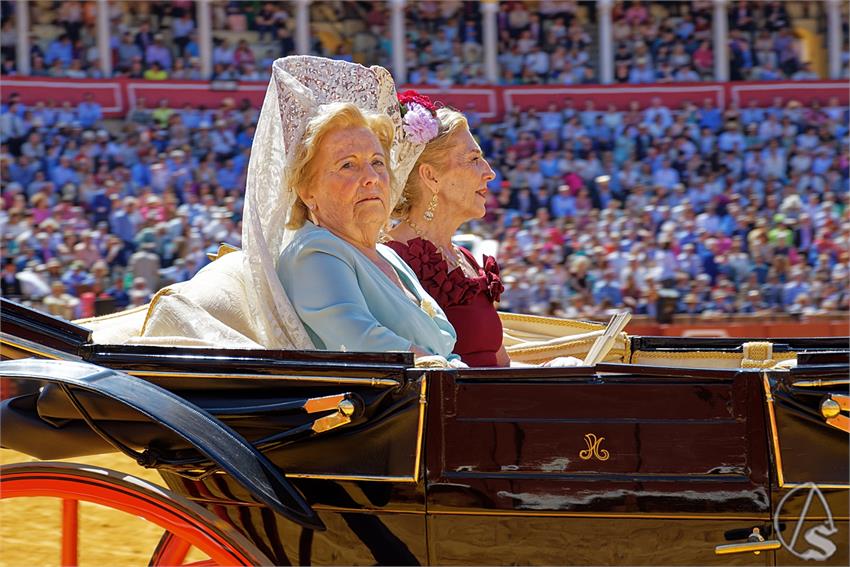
(423, 194, 438, 222)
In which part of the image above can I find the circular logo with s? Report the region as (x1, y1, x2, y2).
(774, 483, 838, 561)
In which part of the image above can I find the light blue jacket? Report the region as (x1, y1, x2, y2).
(278, 222, 458, 357)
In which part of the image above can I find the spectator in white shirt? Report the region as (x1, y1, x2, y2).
(213, 38, 235, 67)
(757, 114, 783, 140)
(652, 159, 680, 190)
(524, 45, 550, 79)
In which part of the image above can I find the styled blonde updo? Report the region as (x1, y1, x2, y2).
(392, 108, 469, 220)
(286, 102, 396, 229)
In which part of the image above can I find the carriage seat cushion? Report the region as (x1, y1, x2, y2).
(499, 312, 627, 365)
(136, 251, 264, 348)
(82, 252, 264, 348)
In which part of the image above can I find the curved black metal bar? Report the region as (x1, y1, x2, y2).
(0, 358, 324, 531)
(0, 297, 91, 354)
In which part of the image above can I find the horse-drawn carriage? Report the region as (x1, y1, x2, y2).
(1, 297, 847, 565)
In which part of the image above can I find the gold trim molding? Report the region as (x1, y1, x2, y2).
(794, 379, 850, 388)
(427, 509, 769, 520)
(0, 335, 76, 361)
(763, 371, 786, 487)
(129, 370, 400, 388)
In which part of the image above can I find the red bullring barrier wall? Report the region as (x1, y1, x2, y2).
(625, 317, 848, 338)
(2, 77, 847, 120)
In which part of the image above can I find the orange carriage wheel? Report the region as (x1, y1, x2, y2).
(0, 462, 273, 566)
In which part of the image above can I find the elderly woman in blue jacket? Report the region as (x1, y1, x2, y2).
(277, 101, 458, 360)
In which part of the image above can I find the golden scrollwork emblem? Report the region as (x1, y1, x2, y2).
(579, 433, 610, 461)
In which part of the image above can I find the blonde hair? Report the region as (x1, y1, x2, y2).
(392, 107, 469, 219)
(286, 102, 395, 229)
(570, 255, 591, 273)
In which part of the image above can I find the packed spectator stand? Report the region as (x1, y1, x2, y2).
(1, 1, 848, 325)
(1, 1, 847, 84)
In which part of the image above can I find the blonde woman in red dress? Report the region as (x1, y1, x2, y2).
(387, 93, 585, 368)
(387, 97, 508, 367)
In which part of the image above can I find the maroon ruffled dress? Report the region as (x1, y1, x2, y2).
(387, 238, 505, 367)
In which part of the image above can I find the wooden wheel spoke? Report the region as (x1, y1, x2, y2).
(61, 499, 79, 567)
(149, 531, 192, 566)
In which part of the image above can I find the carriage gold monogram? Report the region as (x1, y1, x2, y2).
(579, 433, 609, 461)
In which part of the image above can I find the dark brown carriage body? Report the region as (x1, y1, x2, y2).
(1, 299, 847, 565)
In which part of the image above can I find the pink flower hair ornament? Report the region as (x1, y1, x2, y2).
(398, 90, 440, 145)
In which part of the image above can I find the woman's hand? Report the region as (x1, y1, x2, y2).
(540, 356, 584, 368)
(414, 354, 468, 368)
(495, 344, 511, 367)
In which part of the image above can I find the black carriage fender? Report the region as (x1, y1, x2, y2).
(0, 358, 325, 531)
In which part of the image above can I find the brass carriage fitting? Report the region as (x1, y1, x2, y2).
(747, 527, 765, 543)
(338, 399, 356, 417)
(715, 528, 781, 556)
(820, 394, 849, 432)
(303, 393, 347, 414)
(821, 398, 842, 419)
(310, 397, 360, 433)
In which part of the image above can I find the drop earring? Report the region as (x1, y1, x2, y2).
(423, 194, 438, 222)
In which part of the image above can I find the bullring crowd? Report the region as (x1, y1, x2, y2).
(2, 1, 847, 84)
(1, 1, 848, 323)
(1, 86, 847, 321)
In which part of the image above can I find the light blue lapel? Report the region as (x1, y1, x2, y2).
(377, 244, 424, 302)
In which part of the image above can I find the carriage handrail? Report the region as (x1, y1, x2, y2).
(0, 358, 325, 531)
(0, 298, 91, 354)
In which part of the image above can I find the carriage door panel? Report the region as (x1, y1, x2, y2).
(425, 368, 772, 565)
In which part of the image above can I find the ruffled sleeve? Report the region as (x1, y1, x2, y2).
(389, 238, 503, 307)
(481, 255, 504, 303)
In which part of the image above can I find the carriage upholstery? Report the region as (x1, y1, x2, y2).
(499, 312, 628, 364)
(498, 312, 801, 368)
(78, 251, 265, 349)
(630, 341, 797, 369)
